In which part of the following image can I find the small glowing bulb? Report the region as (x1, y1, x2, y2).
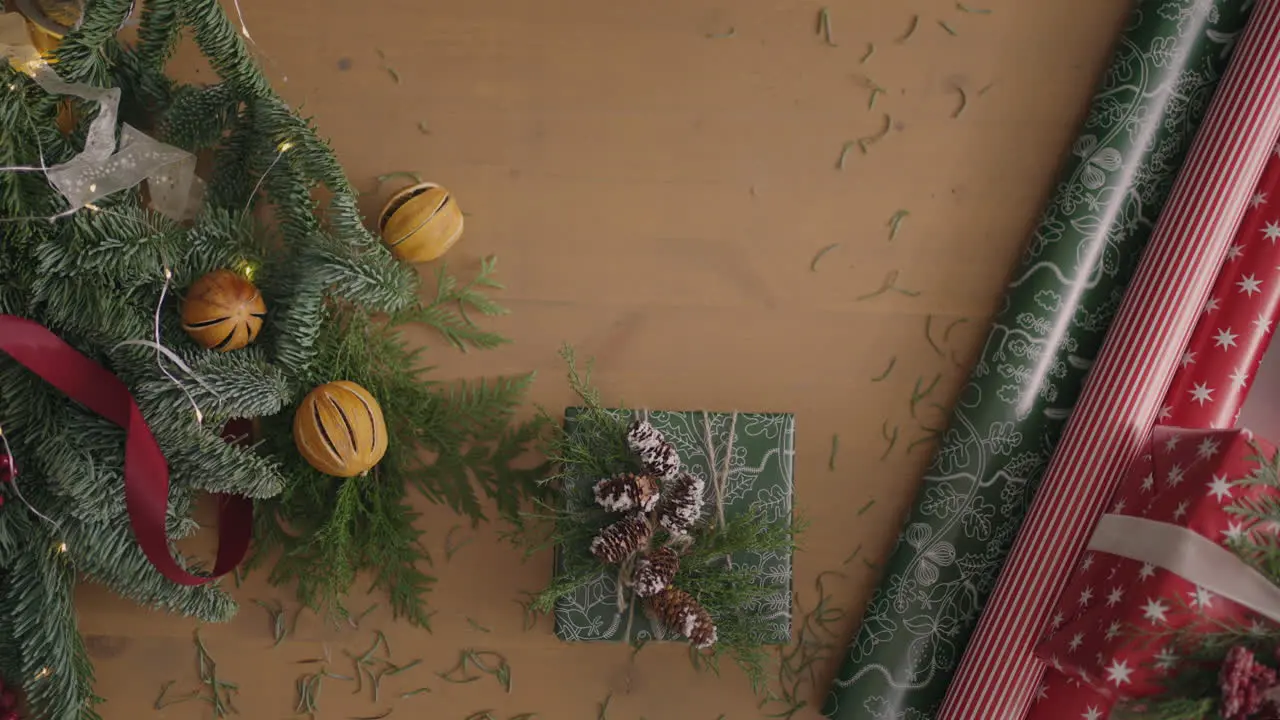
(163, 266, 173, 280)
(236, 259, 259, 282)
(84, 203, 101, 213)
(88, 182, 96, 192)
(57, 542, 68, 553)
(277, 140, 295, 153)
(194, 409, 204, 424)
(34, 667, 51, 680)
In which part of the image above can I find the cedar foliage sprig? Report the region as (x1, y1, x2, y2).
(508, 345, 800, 693)
(248, 267, 550, 627)
(1116, 444, 1280, 719)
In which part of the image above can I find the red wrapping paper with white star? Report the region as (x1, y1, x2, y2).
(1026, 152, 1280, 719)
(1160, 153, 1280, 429)
(1034, 426, 1276, 710)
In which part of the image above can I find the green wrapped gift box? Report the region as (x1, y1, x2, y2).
(552, 407, 795, 644)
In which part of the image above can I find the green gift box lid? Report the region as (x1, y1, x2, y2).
(553, 407, 795, 645)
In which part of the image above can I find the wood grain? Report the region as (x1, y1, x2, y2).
(81, 0, 1131, 717)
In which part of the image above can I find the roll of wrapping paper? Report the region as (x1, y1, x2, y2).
(822, 3, 1254, 718)
(933, 5, 1280, 719)
(1023, 113, 1280, 720)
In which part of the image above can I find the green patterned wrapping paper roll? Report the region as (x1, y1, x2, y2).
(554, 408, 795, 644)
(824, 1, 1252, 718)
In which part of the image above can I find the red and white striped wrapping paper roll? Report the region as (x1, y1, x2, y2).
(935, 4, 1280, 718)
(1025, 133, 1280, 720)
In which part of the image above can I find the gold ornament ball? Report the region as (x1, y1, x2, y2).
(293, 381, 389, 477)
(180, 269, 267, 352)
(378, 182, 464, 263)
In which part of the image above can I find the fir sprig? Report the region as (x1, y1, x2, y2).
(250, 265, 546, 626)
(511, 346, 800, 693)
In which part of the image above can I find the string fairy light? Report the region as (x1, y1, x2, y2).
(243, 139, 294, 213)
(0, 423, 66, 542)
(114, 267, 220, 427)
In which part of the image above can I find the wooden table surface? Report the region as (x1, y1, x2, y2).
(78, 0, 1131, 717)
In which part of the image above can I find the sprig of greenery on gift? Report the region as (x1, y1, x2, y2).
(509, 346, 800, 692)
(1114, 445, 1280, 720)
(0, 0, 543, 717)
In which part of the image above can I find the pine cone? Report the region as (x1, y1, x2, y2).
(593, 473, 660, 513)
(640, 441, 681, 481)
(626, 420, 666, 456)
(633, 547, 680, 597)
(647, 585, 717, 648)
(590, 514, 652, 564)
(627, 420, 681, 480)
(658, 472, 705, 536)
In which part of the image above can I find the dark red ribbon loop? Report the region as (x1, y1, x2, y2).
(0, 314, 252, 585)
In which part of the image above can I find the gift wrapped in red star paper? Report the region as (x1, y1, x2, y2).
(1034, 425, 1280, 704)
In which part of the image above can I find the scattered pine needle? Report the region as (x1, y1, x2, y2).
(810, 243, 840, 271)
(828, 434, 839, 471)
(978, 82, 996, 96)
(860, 42, 875, 64)
(817, 8, 837, 46)
(897, 14, 920, 42)
(856, 269, 919, 301)
(880, 421, 899, 460)
(466, 617, 492, 633)
(909, 374, 943, 417)
(416, 120, 430, 134)
(868, 86, 883, 110)
(843, 544, 863, 565)
(924, 315, 945, 357)
(938, 20, 958, 35)
(837, 141, 857, 169)
(707, 27, 736, 38)
(943, 317, 970, 341)
(956, 2, 993, 12)
(857, 114, 892, 153)
(887, 210, 909, 241)
(871, 356, 897, 382)
(952, 86, 969, 118)
(598, 692, 613, 719)
(376, 171, 422, 188)
(857, 499, 876, 516)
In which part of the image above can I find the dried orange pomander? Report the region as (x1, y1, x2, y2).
(180, 269, 267, 352)
(378, 182, 464, 263)
(293, 381, 389, 477)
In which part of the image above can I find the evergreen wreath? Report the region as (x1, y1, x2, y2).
(0, 1, 543, 717)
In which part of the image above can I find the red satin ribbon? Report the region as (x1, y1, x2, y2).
(0, 314, 252, 585)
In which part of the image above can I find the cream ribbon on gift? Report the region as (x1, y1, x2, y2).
(0, 12, 202, 221)
(1087, 513, 1280, 624)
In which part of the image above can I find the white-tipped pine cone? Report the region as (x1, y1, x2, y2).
(647, 585, 717, 649)
(593, 473, 660, 513)
(657, 472, 705, 536)
(640, 441, 681, 481)
(633, 547, 680, 598)
(626, 420, 665, 457)
(589, 514, 652, 564)
(627, 420, 681, 480)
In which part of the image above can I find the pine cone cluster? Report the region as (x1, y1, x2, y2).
(590, 514, 652, 564)
(658, 472, 705, 536)
(633, 546, 680, 598)
(627, 420, 680, 480)
(648, 585, 717, 649)
(593, 472, 660, 513)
